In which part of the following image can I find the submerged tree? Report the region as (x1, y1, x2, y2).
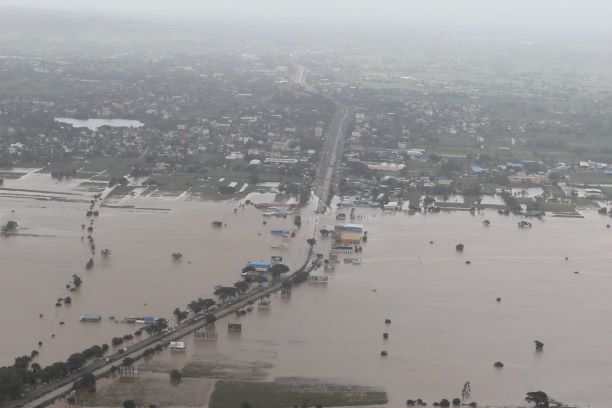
(461, 381, 472, 405)
(525, 391, 549, 407)
(122, 400, 136, 408)
(1, 220, 18, 236)
(169, 369, 182, 382)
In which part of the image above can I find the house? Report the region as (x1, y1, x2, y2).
(340, 233, 361, 245)
(335, 224, 364, 234)
(245, 261, 271, 272)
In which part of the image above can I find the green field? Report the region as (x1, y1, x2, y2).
(43, 157, 142, 178)
(209, 378, 388, 408)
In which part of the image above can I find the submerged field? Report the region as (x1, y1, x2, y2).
(209, 377, 388, 408)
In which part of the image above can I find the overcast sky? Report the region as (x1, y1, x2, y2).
(1, 0, 611, 33)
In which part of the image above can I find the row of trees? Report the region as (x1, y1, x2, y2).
(0, 343, 109, 404)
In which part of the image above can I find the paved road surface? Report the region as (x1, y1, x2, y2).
(315, 103, 350, 213)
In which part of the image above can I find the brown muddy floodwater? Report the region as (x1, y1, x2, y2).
(145, 208, 612, 408)
(3, 177, 612, 408)
(0, 192, 313, 368)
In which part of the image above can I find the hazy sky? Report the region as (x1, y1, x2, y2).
(1, 0, 611, 33)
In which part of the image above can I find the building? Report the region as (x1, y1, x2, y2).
(246, 261, 271, 272)
(340, 233, 361, 245)
(335, 224, 364, 234)
(170, 341, 186, 351)
(585, 188, 603, 198)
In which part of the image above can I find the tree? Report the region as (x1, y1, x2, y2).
(123, 400, 136, 408)
(72, 275, 83, 288)
(294, 215, 302, 228)
(74, 372, 96, 392)
(269, 264, 290, 279)
(1, 220, 18, 236)
(66, 353, 86, 371)
(0, 367, 24, 402)
(173, 308, 188, 322)
(214, 286, 238, 301)
(525, 391, 549, 407)
(169, 369, 182, 382)
(234, 281, 249, 294)
(461, 381, 472, 405)
(306, 238, 316, 247)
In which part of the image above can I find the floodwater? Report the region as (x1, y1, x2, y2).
(54, 118, 145, 131)
(4, 175, 612, 407)
(148, 207, 612, 408)
(0, 181, 313, 367)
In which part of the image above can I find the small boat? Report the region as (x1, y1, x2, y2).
(309, 275, 329, 284)
(169, 341, 186, 351)
(80, 314, 102, 322)
(271, 243, 289, 250)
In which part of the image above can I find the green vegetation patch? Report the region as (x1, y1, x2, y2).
(42, 157, 142, 179)
(107, 185, 139, 197)
(74, 182, 108, 193)
(209, 377, 388, 408)
(570, 172, 612, 185)
(181, 360, 272, 381)
(0, 171, 27, 179)
(81, 374, 213, 407)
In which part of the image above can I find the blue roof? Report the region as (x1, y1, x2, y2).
(247, 261, 270, 268)
(471, 166, 484, 173)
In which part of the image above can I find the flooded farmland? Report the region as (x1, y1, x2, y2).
(135, 208, 612, 408)
(3, 175, 612, 407)
(0, 175, 313, 368)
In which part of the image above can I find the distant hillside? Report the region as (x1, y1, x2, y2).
(0, 7, 208, 54)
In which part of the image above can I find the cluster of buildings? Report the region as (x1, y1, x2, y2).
(0, 54, 331, 183)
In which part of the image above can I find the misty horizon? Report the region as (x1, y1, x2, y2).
(1, 0, 612, 35)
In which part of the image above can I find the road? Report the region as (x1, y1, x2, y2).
(293, 64, 350, 213)
(16, 65, 343, 408)
(292, 65, 350, 213)
(314, 103, 350, 213)
(16, 251, 315, 408)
